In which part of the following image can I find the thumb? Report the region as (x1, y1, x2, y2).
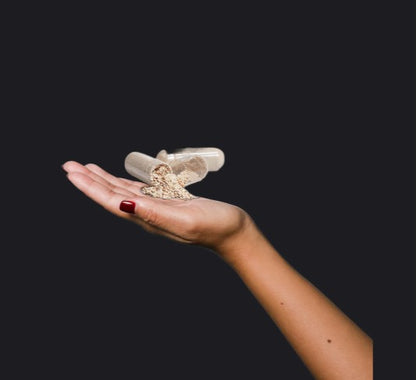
(119, 197, 192, 232)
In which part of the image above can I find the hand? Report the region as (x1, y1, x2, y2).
(62, 161, 249, 251)
(63, 162, 373, 379)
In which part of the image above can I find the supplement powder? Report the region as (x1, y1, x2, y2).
(141, 164, 196, 200)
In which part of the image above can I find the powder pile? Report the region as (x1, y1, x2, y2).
(141, 164, 196, 200)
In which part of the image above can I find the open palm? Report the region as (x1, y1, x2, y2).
(63, 161, 248, 248)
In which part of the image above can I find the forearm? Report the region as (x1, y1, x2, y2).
(216, 219, 373, 380)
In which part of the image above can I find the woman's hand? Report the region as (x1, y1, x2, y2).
(63, 160, 372, 379)
(62, 161, 249, 251)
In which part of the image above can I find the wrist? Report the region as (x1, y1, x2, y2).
(214, 214, 269, 268)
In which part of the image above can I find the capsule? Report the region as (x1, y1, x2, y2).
(124, 152, 172, 185)
(156, 147, 225, 172)
(170, 155, 208, 186)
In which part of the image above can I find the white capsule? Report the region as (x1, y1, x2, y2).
(124, 152, 172, 185)
(171, 156, 208, 186)
(156, 147, 225, 172)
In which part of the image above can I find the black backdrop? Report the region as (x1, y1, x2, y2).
(5, 3, 414, 379)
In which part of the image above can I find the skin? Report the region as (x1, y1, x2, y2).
(63, 160, 373, 380)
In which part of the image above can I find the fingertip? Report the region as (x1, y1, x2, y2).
(61, 161, 73, 172)
(62, 160, 84, 173)
(85, 163, 99, 170)
(66, 171, 80, 183)
(119, 200, 136, 214)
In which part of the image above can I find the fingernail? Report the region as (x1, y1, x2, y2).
(120, 200, 136, 214)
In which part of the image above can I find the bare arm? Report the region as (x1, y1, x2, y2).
(218, 220, 373, 380)
(63, 160, 373, 379)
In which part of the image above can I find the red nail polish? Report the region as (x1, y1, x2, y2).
(120, 200, 136, 214)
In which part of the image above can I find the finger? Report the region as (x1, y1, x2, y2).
(120, 196, 196, 241)
(66, 171, 138, 218)
(85, 163, 146, 194)
(62, 160, 87, 173)
(65, 170, 190, 242)
(65, 162, 196, 242)
(64, 161, 139, 197)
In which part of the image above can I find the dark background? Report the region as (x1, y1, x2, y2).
(5, 2, 414, 379)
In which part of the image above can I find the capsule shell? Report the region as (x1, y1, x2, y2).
(173, 156, 208, 186)
(156, 147, 225, 171)
(124, 152, 172, 185)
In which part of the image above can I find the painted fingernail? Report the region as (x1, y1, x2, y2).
(119, 200, 136, 214)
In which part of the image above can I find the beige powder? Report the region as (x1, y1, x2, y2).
(176, 169, 201, 187)
(141, 164, 196, 200)
(161, 155, 208, 186)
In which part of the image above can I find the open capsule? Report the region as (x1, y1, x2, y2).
(124, 152, 172, 185)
